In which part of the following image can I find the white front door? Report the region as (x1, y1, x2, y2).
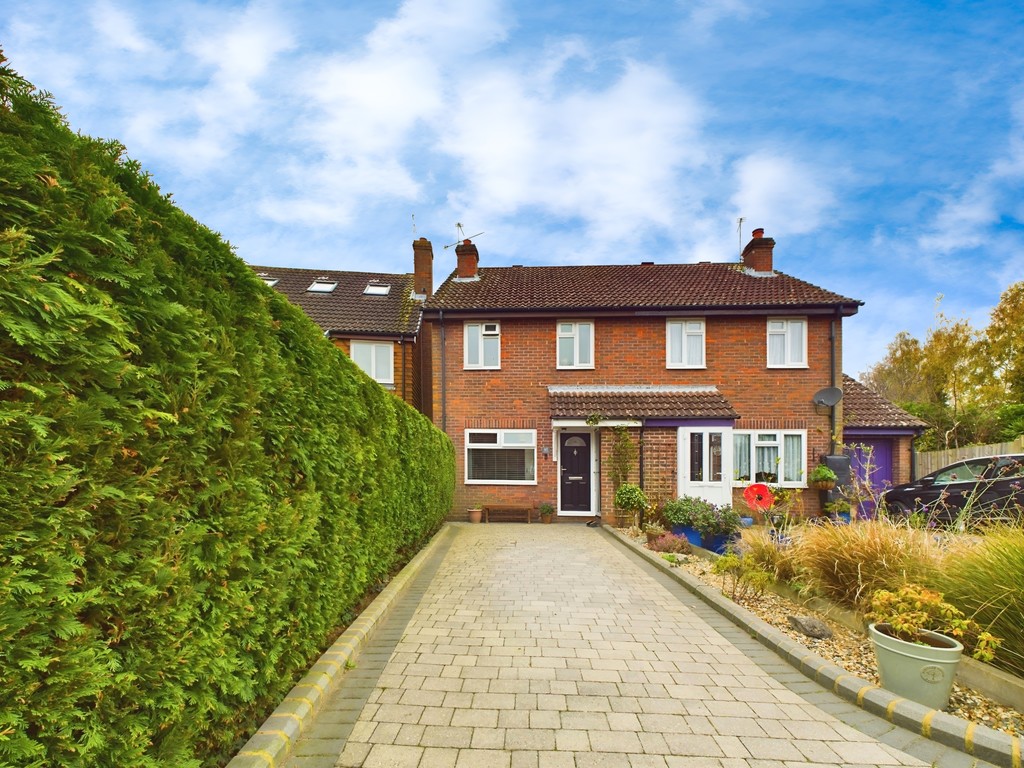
(678, 428, 733, 506)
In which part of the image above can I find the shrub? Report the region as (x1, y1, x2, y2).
(792, 520, 942, 609)
(614, 483, 647, 527)
(867, 584, 1001, 662)
(926, 525, 1024, 677)
(647, 533, 692, 554)
(712, 551, 774, 600)
(661, 495, 712, 528)
(0, 58, 454, 768)
(693, 504, 742, 538)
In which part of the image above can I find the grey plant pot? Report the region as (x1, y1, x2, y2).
(868, 622, 963, 710)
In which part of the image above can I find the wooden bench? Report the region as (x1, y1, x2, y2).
(481, 503, 536, 523)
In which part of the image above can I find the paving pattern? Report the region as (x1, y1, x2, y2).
(282, 523, 992, 768)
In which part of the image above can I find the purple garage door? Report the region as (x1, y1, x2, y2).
(847, 439, 893, 519)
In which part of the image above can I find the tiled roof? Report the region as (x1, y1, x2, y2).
(249, 264, 422, 337)
(425, 262, 861, 314)
(548, 385, 739, 420)
(842, 375, 929, 429)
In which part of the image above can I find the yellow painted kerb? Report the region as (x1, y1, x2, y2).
(1011, 734, 1020, 768)
(963, 721, 976, 754)
(856, 684, 877, 705)
(920, 709, 936, 738)
(237, 748, 275, 766)
(885, 697, 904, 722)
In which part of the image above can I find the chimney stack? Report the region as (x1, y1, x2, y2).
(412, 237, 434, 297)
(741, 228, 775, 272)
(455, 239, 480, 280)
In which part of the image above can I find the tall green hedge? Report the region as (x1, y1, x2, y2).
(0, 55, 454, 767)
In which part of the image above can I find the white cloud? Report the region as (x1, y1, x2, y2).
(918, 92, 1024, 254)
(729, 152, 836, 236)
(90, 1, 152, 53)
(681, 0, 757, 37)
(439, 57, 708, 245)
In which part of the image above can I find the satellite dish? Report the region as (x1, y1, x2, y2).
(812, 386, 843, 407)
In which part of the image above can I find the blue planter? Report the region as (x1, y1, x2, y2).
(702, 533, 731, 554)
(740, 516, 755, 528)
(671, 525, 703, 547)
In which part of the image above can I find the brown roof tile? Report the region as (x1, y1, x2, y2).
(842, 375, 928, 429)
(549, 386, 739, 420)
(425, 262, 861, 314)
(249, 264, 421, 337)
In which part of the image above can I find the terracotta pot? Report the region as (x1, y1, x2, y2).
(541, 515, 553, 524)
(468, 508, 482, 523)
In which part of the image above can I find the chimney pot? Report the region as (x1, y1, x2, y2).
(752, 227, 764, 239)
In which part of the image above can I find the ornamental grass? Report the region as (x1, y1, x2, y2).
(926, 525, 1024, 678)
(735, 526, 800, 583)
(791, 519, 943, 609)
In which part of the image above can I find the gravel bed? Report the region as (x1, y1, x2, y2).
(639, 539, 1023, 737)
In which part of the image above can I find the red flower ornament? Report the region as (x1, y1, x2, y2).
(743, 483, 775, 512)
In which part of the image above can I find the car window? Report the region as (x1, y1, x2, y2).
(933, 460, 988, 484)
(992, 457, 1024, 479)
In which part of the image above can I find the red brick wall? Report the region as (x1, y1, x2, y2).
(332, 337, 422, 412)
(429, 313, 843, 517)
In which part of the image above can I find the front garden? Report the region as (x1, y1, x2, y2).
(614, 482, 1024, 737)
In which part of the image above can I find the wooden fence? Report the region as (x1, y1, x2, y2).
(915, 436, 1024, 477)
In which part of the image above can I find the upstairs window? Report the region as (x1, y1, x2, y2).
(767, 318, 807, 367)
(466, 429, 536, 484)
(557, 321, 594, 369)
(350, 341, 395, 385)
(363, 283, 391, 295)
(465, 322, 501, 369)
(667, 319, 705, 368)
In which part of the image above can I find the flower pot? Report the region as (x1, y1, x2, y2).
(671, 525, 702, 548)
(467, 508, 482, 524)
(645, 531, 661, 544)
(868, 623, 963, 710)
(811, 480, 836, 491)
(702, 533, 731, 555)
(541, 515, 553, 524)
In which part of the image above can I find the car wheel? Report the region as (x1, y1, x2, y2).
(885, 499, 911, 518)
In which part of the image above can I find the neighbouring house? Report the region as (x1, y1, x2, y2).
(250, 237, 435, 413)
(841, 374, 928, 516)
(420, 230, 865, 521)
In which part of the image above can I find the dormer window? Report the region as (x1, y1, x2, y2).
(364, 283, 391, 296)
(256, 272, 279, 287)
(307, 278, 337, 293)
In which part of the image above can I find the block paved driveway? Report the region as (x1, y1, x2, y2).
(283, 523, 987, 768)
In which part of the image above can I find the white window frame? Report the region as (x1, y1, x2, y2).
(465, 429, 537, 485)
(767, 318, 807, 368)
(464, 321, 501, 370)
(666, 319, 706, 369)
(350, 341, 395, 386)
(732, 430, 807, 487)
(556, 320, 594, 369)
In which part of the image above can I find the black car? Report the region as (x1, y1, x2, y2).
(881, 454, 1024, 526)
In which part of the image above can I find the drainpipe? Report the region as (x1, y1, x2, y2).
(910, 434, 918, 481)
(827, 313, 835, 454)
(638, 418, 646, 529)
(439, 309, 447, 433)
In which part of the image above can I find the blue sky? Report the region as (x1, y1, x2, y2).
(3, 0, 1023, 377)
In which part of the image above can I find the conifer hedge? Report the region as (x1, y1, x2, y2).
(0, 55, 454, 767)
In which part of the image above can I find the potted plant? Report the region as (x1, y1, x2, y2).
(467, 507, 483, 524)
(538, 502, 555, 524)
(613, 483, 647, 529)
(865, 584, 1001, 710)
(808, 463, 838, 490)
(643, 521, 665, 544)
(661, 495, 712, 547)
(693, 503, 742, 554)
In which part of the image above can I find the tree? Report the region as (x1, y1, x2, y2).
(985, 281, 1024, 402)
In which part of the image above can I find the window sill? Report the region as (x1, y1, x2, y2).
(666, 364, 707, 370)
(465, 480, 538, 486)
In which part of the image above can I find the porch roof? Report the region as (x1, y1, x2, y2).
(548, 385, 739, 420)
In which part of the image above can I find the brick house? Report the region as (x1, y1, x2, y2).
(250, 238, 435, 412)
(420, 230, 866, 520)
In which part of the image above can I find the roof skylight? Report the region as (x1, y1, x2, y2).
(364, 283, 391, 296)
(307, 278, 338, 293)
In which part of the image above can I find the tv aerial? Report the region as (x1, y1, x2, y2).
(444, 222, 484, 249)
